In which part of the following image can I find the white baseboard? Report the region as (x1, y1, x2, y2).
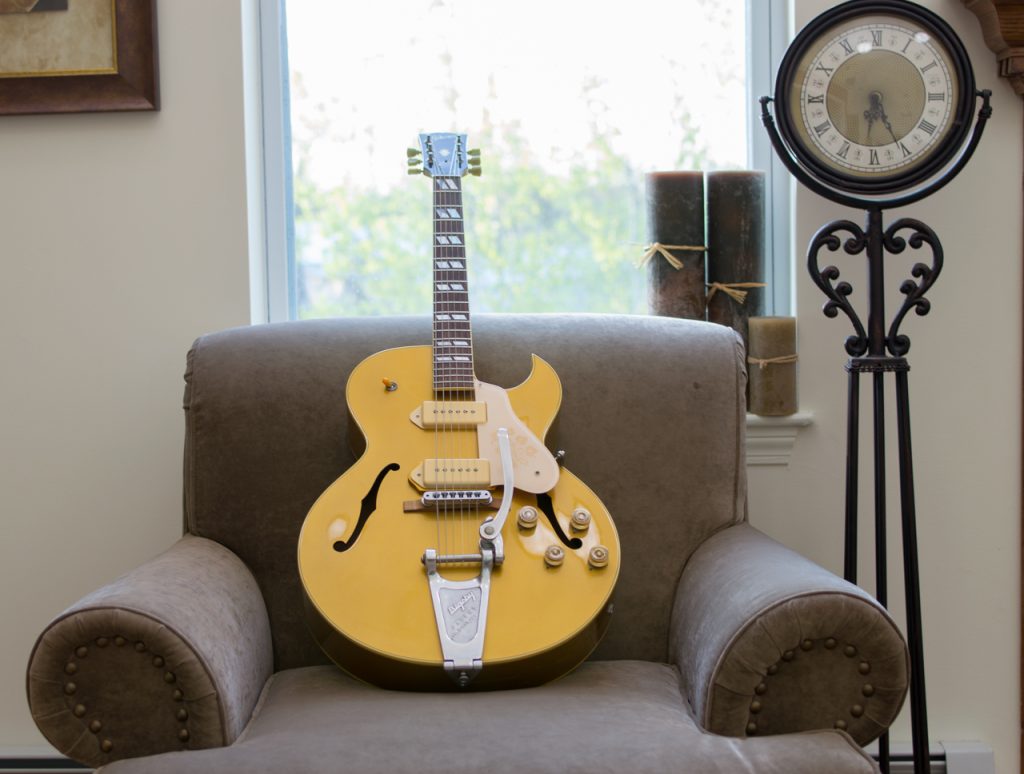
(862, 740, 995, 774)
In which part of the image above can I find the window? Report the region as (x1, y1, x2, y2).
(254, 0, 790, 322)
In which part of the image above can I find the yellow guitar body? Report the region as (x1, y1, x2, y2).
(297, 345, 619, 691)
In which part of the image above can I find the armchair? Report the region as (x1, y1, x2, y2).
(27, 314, 906, 772)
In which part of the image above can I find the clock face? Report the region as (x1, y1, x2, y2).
(775, 1, 974, 194)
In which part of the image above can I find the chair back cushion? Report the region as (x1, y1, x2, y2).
(183, 314, 747, 669)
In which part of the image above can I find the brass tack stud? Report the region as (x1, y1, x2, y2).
(164, 671, 176, 684)
(824, 638, 837, 649)
(64, 663, 77, 675)
(176, 708, 189, 722)
(834, 720, 847, 731)
(114, 636, 126, 647)
(587, 545, 610, 569)
(801, 639, 814, 651)
(135, 642, 147, 653)
(851, 704, 864, 718)
(64, 682, 77, 695)
(178, 729, 190, 742)
(858, 661, 871, 675)
(89, 720, 102, 734)
(749, 700, 762, 714)
(844, 645, 857, 658)
(152, 656, 165, 668)
(754, 682, 767, 695)
(767, 664, 779, 676)
(544, 545, 565, 568)
(96, 637, 109, 648)
(75, 646, 88, 659)
(862, 683, 875, 697)
(781, 650, 794, 662)
(172, 689, 184, 701)
(746, 721, 758, 735)
(73, 704, 87, 718)
(101, 739, 113, 753)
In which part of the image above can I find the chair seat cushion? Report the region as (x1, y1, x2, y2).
(100, 661, 876, 774)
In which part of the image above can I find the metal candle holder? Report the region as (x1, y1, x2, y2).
(759, 89, 992, 774)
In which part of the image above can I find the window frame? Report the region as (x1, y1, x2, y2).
(251, 0, 791, 324)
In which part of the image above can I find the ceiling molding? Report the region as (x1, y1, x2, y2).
(962, 0, 1024, 98)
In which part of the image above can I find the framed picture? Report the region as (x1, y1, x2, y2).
(0, 0, 157, 115)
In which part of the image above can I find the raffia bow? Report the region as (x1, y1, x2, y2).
(747, 354, 799, 370)
(706, 282, 768, 305)
(637, 242, 707, 270)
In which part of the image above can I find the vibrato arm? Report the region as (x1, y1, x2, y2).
(478, 427, 514, 564)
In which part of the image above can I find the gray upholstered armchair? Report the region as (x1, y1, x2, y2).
(27, 315, 907, 773)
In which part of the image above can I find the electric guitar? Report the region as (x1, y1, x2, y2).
(297, 132, 619, 691)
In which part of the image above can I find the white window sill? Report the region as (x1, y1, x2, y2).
(745, 411, 814, 466)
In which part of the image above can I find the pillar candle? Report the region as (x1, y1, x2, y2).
(705, 170, 766, 347)
(747, 316, 798, 416)
(645, 171, 706, 319)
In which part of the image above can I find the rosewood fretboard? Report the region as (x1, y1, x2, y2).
(432, 175, 474, 393)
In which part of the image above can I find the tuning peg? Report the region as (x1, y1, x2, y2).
(407, 147, 422, 158)
(407, 158, 422, 167)
(468, 148, 481, 157)
(408, 168, 425, 175)
(468, 157, 481, 166)
(468, 167, 482, 176)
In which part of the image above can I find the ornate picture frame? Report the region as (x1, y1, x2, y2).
(0, 0, 157, 116)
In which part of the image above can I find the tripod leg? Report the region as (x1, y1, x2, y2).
(872, 371, 890, 774)
(895, 369, 929, 774)
(844, 368, 860, 584)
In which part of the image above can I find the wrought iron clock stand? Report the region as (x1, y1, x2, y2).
(760, 90, 991, 774)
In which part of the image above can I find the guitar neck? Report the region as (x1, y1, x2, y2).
(432, 175, 474, 393)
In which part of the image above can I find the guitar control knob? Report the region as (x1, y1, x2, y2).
(588, 545, 610, 570)
(517, 506, 539, 530)
(570, 507, 592, 532)
(544, 545, 565, 568)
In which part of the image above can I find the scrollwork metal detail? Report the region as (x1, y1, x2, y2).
(807, 220, 869, 357)
(883, 219, 943, 357)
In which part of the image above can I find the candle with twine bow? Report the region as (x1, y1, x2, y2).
(706, 170, 767, 348)
(748, 316, 798, 416)
(643, 171, 706, 319)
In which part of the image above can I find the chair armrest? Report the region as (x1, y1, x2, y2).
(27, 535, 273, 768)
(670, 523, 908, 746)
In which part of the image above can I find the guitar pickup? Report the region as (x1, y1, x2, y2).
(410, 459, 491, 489)
(410, 401, 487, 429)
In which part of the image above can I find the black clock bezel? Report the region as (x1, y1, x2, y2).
(773, 0, 976, 196)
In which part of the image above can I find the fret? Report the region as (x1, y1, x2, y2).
(432, 175, 473, 391)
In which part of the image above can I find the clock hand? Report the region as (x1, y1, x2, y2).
(871, 91, 900, 145)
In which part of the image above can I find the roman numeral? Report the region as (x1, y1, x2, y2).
(814, 121, 831, 137)
(871, 30, 882, 47)
(869, 149, 880, 166)
(837, 141, 851, 159)
(807, 94, 824, 104)
(839, 38, 854, 55)
(815, 64, 834, 77)
(928, 92, 946, 102)
(899, 141, 912, 158)
(902, 37, 913, 53)
(918, 119, 937, 135)
(920, 61, 937, 73)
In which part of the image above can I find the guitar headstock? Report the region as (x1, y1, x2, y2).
(408, 132, 481, 177)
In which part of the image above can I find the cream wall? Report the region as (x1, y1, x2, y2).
(0, 0, 252, 752)
(0, 0, 1019, 769)
(748, 0, 1022, 772)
